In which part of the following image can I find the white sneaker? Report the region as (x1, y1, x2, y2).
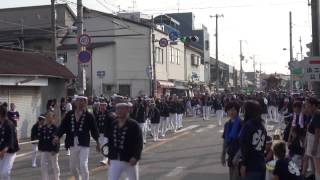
(32, 164, 37, 168)
(66, 149, 71, 156)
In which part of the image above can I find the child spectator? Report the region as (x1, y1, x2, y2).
(272, 141, 302, 180)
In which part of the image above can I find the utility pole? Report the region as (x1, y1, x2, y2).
(240, 40, 244, 89)
(311, 0, 320, 56)
(252, 55, 256, 89)
(260, 62, 262, 90)
(289, 12, 294, 92)
(299, 36, 303, 60)
(210, 14, 223, 92)
(77, 0, 84, 94)
(51, 0, 57, 60)
(151, 16, 157, 98)
(20, 19, 24, 52)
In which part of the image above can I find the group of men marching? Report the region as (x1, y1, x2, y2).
(29, 95, 144, 180)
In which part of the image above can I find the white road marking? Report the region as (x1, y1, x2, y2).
(195, 128, 206, 133)
(166, 166, 185, 177)
(16, 143, 65, 159)
(195, 124, 216, 133)
(207, 124, 216, 129)
(16, 152, 33, 158)
(176, 125, 199, 133)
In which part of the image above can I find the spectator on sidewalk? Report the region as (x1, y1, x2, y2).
(7, 103, 19, 127)
(304, 97, 320, 180)
(239, 100, 267, 180)
(272, 141, 302, 180)
(221, 101, 242, 180)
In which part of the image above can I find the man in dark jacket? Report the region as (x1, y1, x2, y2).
(30, 115, 45, 168)
(159, 97, 169, 137)
(177, 98, 185, 130)
(107, 101, 143, 180)
(148, 101, 161, 141)
(168, 96, 178, 132)
(53, 96, 100, 180)
(133, 97, 147, 144)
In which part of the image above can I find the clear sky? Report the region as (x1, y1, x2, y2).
(0, 0, 312, 74)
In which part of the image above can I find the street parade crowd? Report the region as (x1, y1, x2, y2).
(0, 90, 318, 180)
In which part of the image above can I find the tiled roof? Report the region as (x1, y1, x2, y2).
(0, 49, 75, 79)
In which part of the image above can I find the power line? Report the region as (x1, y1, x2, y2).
(137, 1, 306, 12)
(0, 44, 55, 54)
(95, 0, 116, 14)
(0, 19, 55, 34)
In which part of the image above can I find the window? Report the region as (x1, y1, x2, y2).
(197, 56, 200, 65)
(156, 47, 164, 64)
(176, 49, 180, 64)
(191, 54, 199, 66)
(170, 47, 175, 63)
(205, 40, 210, 51)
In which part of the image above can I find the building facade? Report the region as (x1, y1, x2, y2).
(60, 8, 186, 98)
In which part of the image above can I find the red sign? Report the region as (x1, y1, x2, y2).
(309, 60, 320, 64)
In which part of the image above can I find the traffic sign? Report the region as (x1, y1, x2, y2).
(159, 38, 168, 48)
(169, 31, 179, 41)
(303, 57, 320, 82)
(78, 34, 91, 47)
(97, 70, 106, 77)
(78, 50, 91, 64)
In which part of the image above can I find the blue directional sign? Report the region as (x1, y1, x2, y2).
(96, 70, 106, 77)
(78, 50, 91, 64)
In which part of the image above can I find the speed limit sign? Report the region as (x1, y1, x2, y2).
(78, 34, 91, 47)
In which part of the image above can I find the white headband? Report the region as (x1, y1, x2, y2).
(116, 102, 133, 108)
(76, 96, 88, 100)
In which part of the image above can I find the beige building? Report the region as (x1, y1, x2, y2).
(60, 8, 186, 98)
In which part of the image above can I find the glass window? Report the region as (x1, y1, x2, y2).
(176, 49, 180, 64)
(171, 47, 176, 63)
(156, 48, 164, 64)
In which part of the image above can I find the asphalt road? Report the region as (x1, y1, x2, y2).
(12, 116, 229, 180)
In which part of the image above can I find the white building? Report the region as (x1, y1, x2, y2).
(184, 45, 205, 95)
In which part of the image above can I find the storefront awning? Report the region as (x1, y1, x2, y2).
(175, 85, 188, 90)
(158, 80, 174, 88)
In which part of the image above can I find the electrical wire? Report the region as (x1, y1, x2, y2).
(0, 19, 54, 34)
(0, 44, 55, 54)
(137, 1, 306, 12)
